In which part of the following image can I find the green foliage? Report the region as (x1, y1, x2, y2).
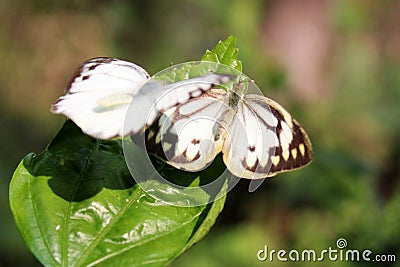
(202, 36, 242, 72)
(155, 35, 242, 84)
(9, 36, 239, 267)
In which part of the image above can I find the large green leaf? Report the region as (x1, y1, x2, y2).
(10, 120, 226, 266)
(9, 36, 240, 266)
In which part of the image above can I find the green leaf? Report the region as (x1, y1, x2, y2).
(10, 120, 226, 267)
(201, 36, 242, 72)
(9, 36, 241, 266)
(156, 36, 242, 83)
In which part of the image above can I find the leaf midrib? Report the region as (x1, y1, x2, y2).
(70, 143, 151, 267)
(62, 140, 101, 267)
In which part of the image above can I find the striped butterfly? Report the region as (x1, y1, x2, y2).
(52, 57, 313, 179)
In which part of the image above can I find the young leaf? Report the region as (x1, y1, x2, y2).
(201, 35, 242, 72)
(156, 36, 242, 83)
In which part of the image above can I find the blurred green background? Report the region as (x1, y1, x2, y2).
(1, 0, 400, 266)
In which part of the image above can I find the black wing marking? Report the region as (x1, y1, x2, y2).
(266, 98, 313, 176)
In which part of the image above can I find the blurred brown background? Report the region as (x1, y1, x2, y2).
(1, 0, 400, 266)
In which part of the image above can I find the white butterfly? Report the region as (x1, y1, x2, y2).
(143, 81, 313, 179)
(51, 57, 232, 139)
(52, 57, 313, 179)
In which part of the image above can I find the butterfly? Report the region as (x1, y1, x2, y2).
(51, 57, 313, 179)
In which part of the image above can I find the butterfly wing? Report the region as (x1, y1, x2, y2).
(51, 57, 150, 139)
(264, 97, 313, 175)
(222, 94, 279, 179)
(222, 94, 313, 179)
(124, 74, 235, 134)
(141, 89, 229, 172)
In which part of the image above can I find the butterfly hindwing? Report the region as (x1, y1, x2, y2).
(140, 89, 229, 172)
(222, 94, 278, 179)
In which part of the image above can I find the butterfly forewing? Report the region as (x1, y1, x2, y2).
(66, 57, 149, 94)
(124, 74, 236, 135)
(265, 98, 313, 176)
(51, 57, 150, 139)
